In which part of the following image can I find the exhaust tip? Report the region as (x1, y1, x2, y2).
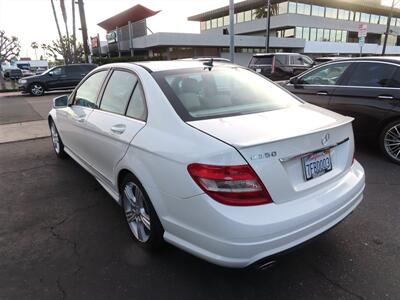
(256, 259, 277, 271)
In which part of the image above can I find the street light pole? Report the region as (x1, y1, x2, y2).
(229, 0, 235, 63)
(265, 0, 271, 52)
(382, 0, 396, 56)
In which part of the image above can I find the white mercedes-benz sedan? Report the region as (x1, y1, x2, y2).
(48, 61, 365, 268)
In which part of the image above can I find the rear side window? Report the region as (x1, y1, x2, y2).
(153, 67, 300, 121)
(346, 62, 396, 87)
(299, 62, 350, 85)
(75, 70, 108, 108)
(388, 68, 400, 88)
(126, 82, 147, 121)
(100, 70, 138, 115)
(251, 56, 273, 65)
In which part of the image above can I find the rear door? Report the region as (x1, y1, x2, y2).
(328, 61, 398, 137)
(285, 61, 351, 109)
(84, 69, 147, 183)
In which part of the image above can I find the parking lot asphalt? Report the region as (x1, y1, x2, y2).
(0, 136, 399, 299)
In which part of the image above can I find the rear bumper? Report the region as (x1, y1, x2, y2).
(161, 161, 365, 268)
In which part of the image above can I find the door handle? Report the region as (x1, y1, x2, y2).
(110, 124, 126, 135)
(75, 117, 85, 123)
(378, 95, 394, 100)
(316, 91, 328, 96)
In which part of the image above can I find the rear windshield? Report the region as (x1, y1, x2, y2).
(153, 66, 301, 121)
(251, 56, 273, 65)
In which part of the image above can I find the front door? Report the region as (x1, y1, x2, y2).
(47, 66, 69, 89)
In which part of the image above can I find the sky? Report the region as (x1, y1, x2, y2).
(0, 0, 239, 59)
(0, 0, 396, 59)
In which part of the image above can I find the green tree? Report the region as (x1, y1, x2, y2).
(31, 41, 39, 60)
(0, 30, 20, 63)
(42, 35, 84, 64)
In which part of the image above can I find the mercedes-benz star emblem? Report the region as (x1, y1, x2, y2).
(321, 133, 330, 146)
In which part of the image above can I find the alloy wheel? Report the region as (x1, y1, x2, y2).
(31, 84, 43, 96)
(50, 122, 60, 154)
(384, 123, 400, 162)
(123, 182, 151, 243)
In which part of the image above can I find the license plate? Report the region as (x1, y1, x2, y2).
(302, 150, 332, 181)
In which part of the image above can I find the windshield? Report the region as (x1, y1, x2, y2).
(153, 66, 301, 121)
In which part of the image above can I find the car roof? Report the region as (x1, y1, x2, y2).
(252, 53, 303, 57)
(321, 56, 400, 64)
(132, 60, 237, 72)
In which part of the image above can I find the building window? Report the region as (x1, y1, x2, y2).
(349, 11, 354, 21)
(303, 27, 310, 40)
(211, 18, 217, 28)
(288, 2, 296, 14)
(380, 16, 388, 25)
(342, 31, 347, 42)
(338, 9, 349, 20)
(325, 7, 338, 19)
(323, 29, 330, 41)
(336, 30, 342, 42)
(200, 21, 206, 31)
(296, 3, 310, 15)
(354, 12, 360, 22)
(278, 2, 288, 14)
(397, 18, 400, 27)
(330, 29, 336, 42)
(311, 5, 325, 17)
(244, 10, 252, 22)
(295, 27, 303, 38)
(317, 28, 323, 41)
(391, 17, 396, 26)
(206, 20, 211, 30)
(370, 14, 379, 24)
(237, 12, 244, 23)
(310, 28, 317, 41)
(217, 17, 223, 27)
(360, 13, 370, 23)
(223, 15, 229, 26)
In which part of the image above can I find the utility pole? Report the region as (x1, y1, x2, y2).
(265, 0, 271, 52)
(382, 0, 396, 55)
(77, 0, 90, 62)
(72, 0, 77, 63)
(229, 0, 235, 63)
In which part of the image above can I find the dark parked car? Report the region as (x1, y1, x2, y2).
(313, 56, 346, 65)
(19, 64, 97, 96)
(281, 57, 400, 164)
(3, 68, 23, 80)
(248, 53, 314, 81)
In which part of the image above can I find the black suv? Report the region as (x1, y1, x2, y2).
(19, 64, 97, 96)
(248, 53, 314, 81)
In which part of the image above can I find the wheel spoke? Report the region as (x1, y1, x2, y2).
(125, 210, 135, 223)
(140, 208, 151, 230)
(136, 218, 146, 241)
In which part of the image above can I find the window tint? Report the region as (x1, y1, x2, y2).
(75, 70, 108, 108)
(290, 55, 312, 66)
(346, 63, 396, 87)
(388, 68, 400, 88)
(252, 56, 273, 65)
(299, 63, 350, 85)
(51, 67, 65, 76)
(126, 82, 147, 121)
(154, 67, 300, 121)
(100, 70, 138, 115)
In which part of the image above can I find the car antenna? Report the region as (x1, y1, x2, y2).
(203, 58, 214, 71)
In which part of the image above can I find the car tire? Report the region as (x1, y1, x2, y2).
(49, 119, 67, 159)
(29, 83, 45, 96)
(121, 173, 164, 250)
(379, 119, 400, 165)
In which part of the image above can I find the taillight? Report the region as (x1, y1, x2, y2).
(187, 163, 273, 206)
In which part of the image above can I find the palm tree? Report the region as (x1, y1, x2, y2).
(50, 0, 67, 62)
(31, 42, 39, 59)
(71, 0, 77, 63)
(59, 0, 71, 63)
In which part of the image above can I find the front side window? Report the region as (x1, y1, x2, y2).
(51, 67, 65, 76)
(100, 70, 138, 115)
(346, 63, 396, 87)
(74, 70, 108, 108)
(299, 63, 351, 85)
(153, 67, 300, 121)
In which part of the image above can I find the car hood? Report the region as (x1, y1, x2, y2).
(187, 103, 353, 148)
(23, 74, 44, 81)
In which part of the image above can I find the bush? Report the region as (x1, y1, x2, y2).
(92, 56, 164, 65)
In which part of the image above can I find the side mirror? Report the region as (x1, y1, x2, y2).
(53, 95, 69, 108)
(290, 76, 299, 85)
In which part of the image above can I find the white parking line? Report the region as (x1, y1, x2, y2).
(0, 120, 50, 144)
